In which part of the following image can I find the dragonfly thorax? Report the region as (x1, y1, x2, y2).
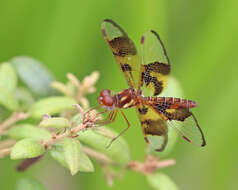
(98, 88, 141, 110)
(114, 88, 141, 109)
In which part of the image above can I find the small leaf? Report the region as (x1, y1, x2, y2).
(50, 140, 94, 174)
(78, 128, 130, 166)
(63, 138, 94, 175)
(11, 56, 56, 97)
(39, 117, 70, 129)
(0, 87, 19, 111)
(16, 177, 47, 190)
(10, 139, 45, 160)
(76, 150, 94, 173)
(0, 62, 17, 93)
(29, 96, 77, 119)
(15, 87, 35, 110)
(147, 173, 179, 190)
(50, 144, 68, 168)
(7, 124, 51, 141)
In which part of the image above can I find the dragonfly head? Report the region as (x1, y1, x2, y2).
(97, 89, 115, 110)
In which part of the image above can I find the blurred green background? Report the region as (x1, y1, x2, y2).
(0, 0, 238, 189)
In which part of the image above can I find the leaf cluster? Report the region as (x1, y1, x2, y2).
(0, 57, 180, 190)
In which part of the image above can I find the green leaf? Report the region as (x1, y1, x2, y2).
(10, 139, 45, 160)
(7, 124, 51, 141)
(0, 87, 19, 111)
(0, 62, 17, 93)
(147, 173, 179, 190)
(15, 87, 35, 110)
(29, 96, 77, 119)
(39, 117, 70, 129)
(77, 128, 130, 166)
(76, 150, 94, 173)
(16, 177, 47, 190)
(63, 138, 94, 175)
(50, 139, 94, 175)
(50, 144, 68, 168)
(11, 56, 56, 97)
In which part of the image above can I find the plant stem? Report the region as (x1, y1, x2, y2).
(0, 112, 28, 134)
(82, 146, 115, 165)
(0, 148, 11, 158)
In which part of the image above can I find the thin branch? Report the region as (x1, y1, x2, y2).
(128, 155, 175, 175)
(0, 139, 16, 149)
(0, 112, 28, 134)
(40, 104, 99, 149)
(82, 146, 115, 166)
(0, 148, 11, 158)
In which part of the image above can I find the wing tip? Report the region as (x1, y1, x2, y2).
(101, 19, 113, 38)
(103, 18, 113, 23)
(155, 147, 165, 152)
(201, 139, 206, 147)
(141, 35, 145, 44)
(101, 18, 112, 30)
(150, 30, 161, 41)
(101, 28, 107, 38)
(101, 19, 127, 37)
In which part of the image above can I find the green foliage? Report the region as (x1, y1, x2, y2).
(50, 139, 94, 174)
(0, 56, 178, 189)
(0, 87, 19, 111)
(10, 139, 45, 160)
(147, 173, 178, 190)
(7, 124, 51, 141)
(63, 138, 94, 174)
(0, 63, 17, 93)
(16, 177, 47, 190)
(39, 117, 70, 129)
(0, 62, 19, 111)
(78, 128, 130, 166)
(29, 96, 77, 119)
(11, 57, 56, 97)
(0, 1, 236, 189)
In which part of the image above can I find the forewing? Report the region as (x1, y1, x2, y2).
(164, 108, 206, 147)
(140, 31, 171, 96)
(137, 104, 168, 152)
(101, 19, 140, 88)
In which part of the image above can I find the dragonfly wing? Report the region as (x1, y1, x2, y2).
(137, 104, 168, 152)
(140, 30, 171, 96)
(101, 19, 141, 88)
(154, 105, 206, 147)
(166, 109, 206, 147)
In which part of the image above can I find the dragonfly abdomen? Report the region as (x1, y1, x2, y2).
(144, 97, 197, 109)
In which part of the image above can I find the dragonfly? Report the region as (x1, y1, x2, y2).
(97, 19, 206, 151)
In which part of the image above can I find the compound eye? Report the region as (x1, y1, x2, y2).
(100, 89, 111, 97)
(97, 96, 103, 104)
(102, 96, 114, 106)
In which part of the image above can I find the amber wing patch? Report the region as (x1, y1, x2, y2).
(101, 19, 140, 88)
(137, 104, 168, 152)
(140, 30, 171, 96)
(153, 105, 206, 147)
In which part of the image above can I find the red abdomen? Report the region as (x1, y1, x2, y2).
(150, 97, 197, 109)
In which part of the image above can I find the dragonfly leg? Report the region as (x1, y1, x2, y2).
(106, 110, 130, 148)
(96, 110, 117, 126)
